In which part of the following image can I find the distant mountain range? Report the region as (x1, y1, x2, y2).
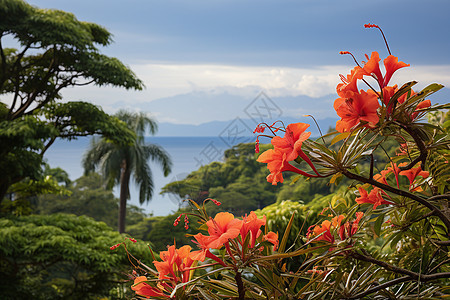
(134, 86, 450, 137)
(133, 89, 340, 137)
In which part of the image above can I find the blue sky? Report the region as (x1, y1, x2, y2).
(19, 0, 450, 124)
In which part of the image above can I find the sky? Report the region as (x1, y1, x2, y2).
(21, 0, 450, 125)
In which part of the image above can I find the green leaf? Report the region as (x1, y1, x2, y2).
(278, 212, 295, 253)
(390, 232, 404, 250)
(373, 214, 385, 237)
(330, 132, 351, 146)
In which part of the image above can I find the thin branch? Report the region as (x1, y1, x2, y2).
(351, 250, 423, 279)
(73, 78, 95, 86)
(397, 124, 428, 171)
(347, 276, 411, 299)
(429, 259, 450, 274)
(24, 73, 79, 117)
(341, 169, 450, 234)
(40, 137, 57, 157)
(430, 240, 450, 246)
(427, 194, 450, 202)
(351, 249, 450, 282)
(369, 154, 374, 179)
(11, 47, 57, 119)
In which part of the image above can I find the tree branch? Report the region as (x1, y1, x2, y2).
(398, 124, 428, 171)
(427, 194, 450, 202)
(0, 35, 7, 89)
(11, 47, 57, 119)
(347, 276, 411, 299)
(351, 249, 450, 281)
(341, 169, 450, 234)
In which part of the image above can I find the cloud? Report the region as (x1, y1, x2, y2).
(129, 63, 347, 99)
(46, 62, 450, 121)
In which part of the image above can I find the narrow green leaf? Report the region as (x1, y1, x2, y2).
(278, 212, 295, 253)
(390, 232, 404, 250)
(373, 214, 385, 237)
(330, 132, 351, 146)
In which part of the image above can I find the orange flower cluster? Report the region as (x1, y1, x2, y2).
(356, 186, 393, 210)
(131, 211, 278, 299)
(131, 245, 197, 298)
(131, 276, 168, 299)
(356, 162, 430, 209)
(307, 212, 364, 244)
(334, 50, 410, 132)
(256, 122, 320, 185)
(191, 211, 278, 260)
(357, 161, 430, 210)
(334, 24, 431, 132)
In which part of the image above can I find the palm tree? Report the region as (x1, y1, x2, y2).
(83, 110, 172, 233)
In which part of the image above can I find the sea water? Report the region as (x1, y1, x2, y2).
(44, 136, 254, 216)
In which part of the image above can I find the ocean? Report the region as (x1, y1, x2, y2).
(44, 136, 256, 216)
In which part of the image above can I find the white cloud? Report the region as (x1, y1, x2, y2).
(131, 63, 450, 100)
(129, 63, 347, 99)
(5, 62, 448, 121)
(392, 65, 450, 90)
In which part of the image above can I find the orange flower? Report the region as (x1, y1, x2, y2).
(399, 165, 429, 188)
(271, 122, 311, 161)
(263, 231, 279, 250)
(240, 211, 266, 248)
(362, 51, 383, 86)
(411, 99, 431, 120)
(334, 89, 380, 132)
(387, 162, 407, 188)
(362, 51, 409, 88)
(339, 212, 364, 240)
(374, 169, 390, 185)
(190, 233, 227, 266)
(382, 86, 430, 120)
(356, 187, 392, 209)
(131, 276, 167, 298)
(153, 245, 195, 283)
(308, 220, 334, 243)
(381, 85, 398, 113)
(153, 245, 177, 281)
(190, 233, 213, 262)
(257, 149, 317, 185)
(206, 212, 243, 249)
(383, 55, 410, 87)
(337, 66, 365, 97)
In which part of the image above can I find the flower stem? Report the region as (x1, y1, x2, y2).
(234, 270, 245, 300)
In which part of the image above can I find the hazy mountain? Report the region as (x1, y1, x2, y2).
(138, 86, 449, 137)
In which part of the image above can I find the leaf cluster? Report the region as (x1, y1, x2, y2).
(0, 213, 152, 299)
(0, 0, 144, 202)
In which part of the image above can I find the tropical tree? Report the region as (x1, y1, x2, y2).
(83, 111, 172, 233)
(0, 213, 153, 299)
(0, 0, 143, 202)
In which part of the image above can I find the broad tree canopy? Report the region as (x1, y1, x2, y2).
(0, 0, 144, 201)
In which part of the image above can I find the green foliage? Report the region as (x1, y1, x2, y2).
(0, 213, 152, 299)
(1, 175, 70, 216)
(258, 200, 308, 249)
(162, 143, 279, 216)
(36, 172, 147, 230)
(0, 0, 143, 201)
